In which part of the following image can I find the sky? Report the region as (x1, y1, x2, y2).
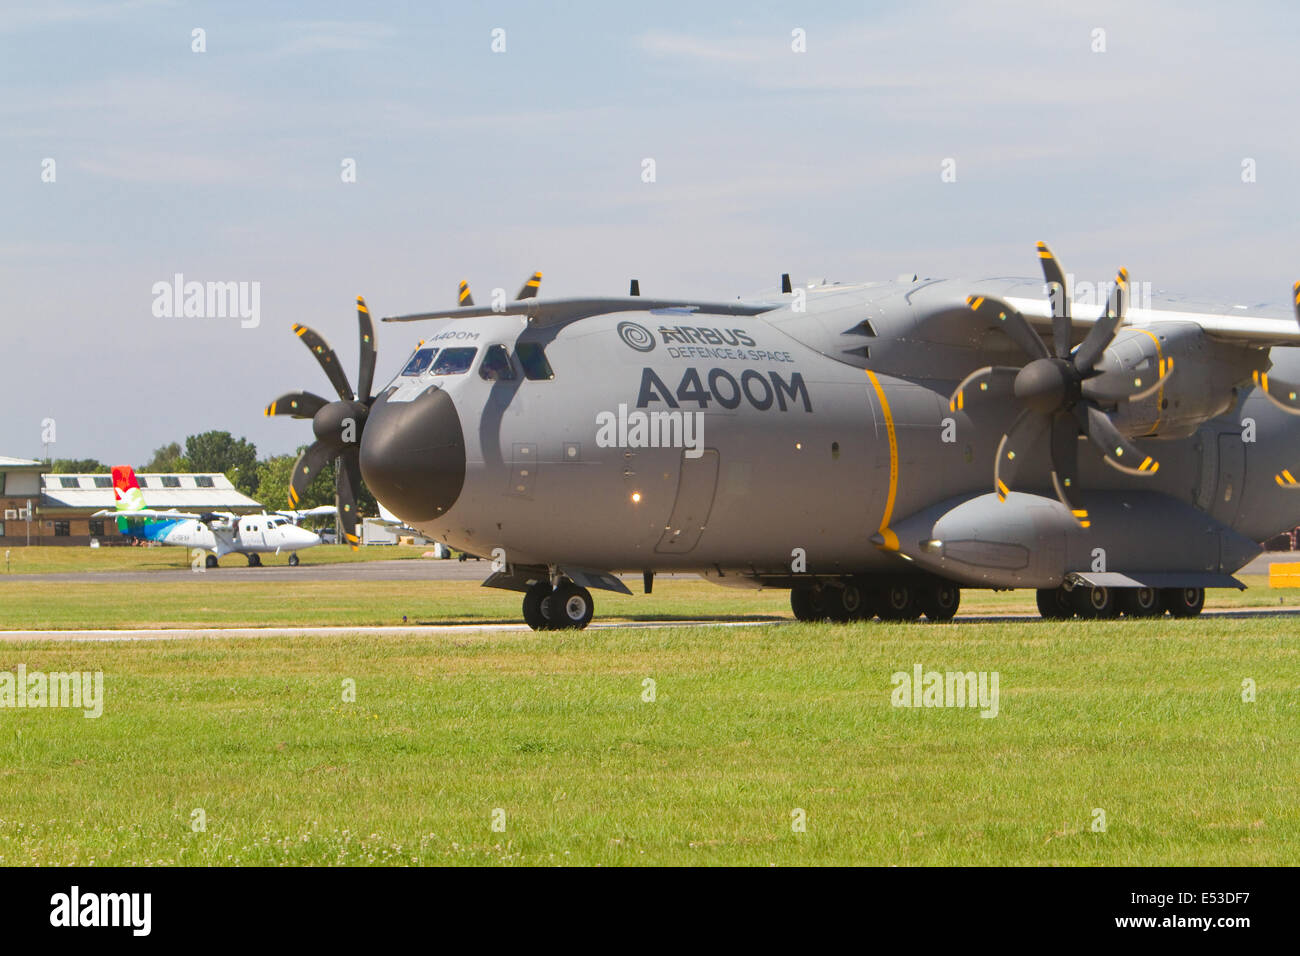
(4, 0, 1300, 464)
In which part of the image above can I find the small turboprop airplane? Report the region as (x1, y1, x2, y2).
(265, 249, 1300, 628)
(94, 465, 329, 567)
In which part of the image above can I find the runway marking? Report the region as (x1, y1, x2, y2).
(0, 607, 1297, 642)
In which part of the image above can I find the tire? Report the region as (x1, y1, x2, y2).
(247, 553, 261, 567)
(1164, 587, 1205, 617)
(1119, 586, 1161, 617)
(877, 583, 919, 621)
(288, 553, 300, 567)
(1036, 587, 1073, 619)
(825, 580, 872, 621)
(917, 581, 961, 622)
(790, 586, 828, 622)
(547, 583, 594, 630)
(1075, 585, 1118, 619)
(204, 554, 218, 569)
(522, 582, 554, 631)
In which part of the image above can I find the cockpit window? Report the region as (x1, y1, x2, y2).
(516, 342, 554, 381)
(479, 344, 516, 381)
(401, 347, 437, 376)
(432, 347, 478, 375)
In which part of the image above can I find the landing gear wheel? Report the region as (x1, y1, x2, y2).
(917, 582, 961, 622)
(1119, 586, 1161, 617)
(1036, 587, 1073, 620)
(204, 554, 218, 569)
(826, 580, 873, 621)
(1164, 587, 1205, 617)
(1075, 585, 1117, 619)
(247, 553, 262, 567)
(547, 583, 594, 630)
(877, 583, 919, 621)
(522, 582, 555, 631)
(790, 586, 828, 622)
(288, 553, 300, 567)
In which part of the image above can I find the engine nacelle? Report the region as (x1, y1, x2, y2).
(1098, 322, 1264, 438)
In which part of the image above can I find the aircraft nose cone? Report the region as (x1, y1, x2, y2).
(360, 386, 466, 523)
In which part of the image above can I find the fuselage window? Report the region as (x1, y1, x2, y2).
(516, 342, 554, 381)
(401, 347, 438, 376)
(479, 344, 516, 381)
(432, 347, 478, 376)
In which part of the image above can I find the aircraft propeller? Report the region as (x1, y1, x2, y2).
(264, 296, 377, 549)
(949, 243, 1173, 524)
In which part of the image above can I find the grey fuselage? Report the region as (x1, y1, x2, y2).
(358, 278, 1300, 588)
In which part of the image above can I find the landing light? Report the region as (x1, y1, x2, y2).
(631, 492, 642, 503)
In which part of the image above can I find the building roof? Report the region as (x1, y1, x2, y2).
(0, 457, 44, 468)
(40, 473, 263, 513)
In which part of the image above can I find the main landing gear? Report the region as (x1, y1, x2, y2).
(522, 580, 595, 631)
(1036, 584, 1204, 619)
(790, 577, 961, 623)
(247, 553, 262, 567)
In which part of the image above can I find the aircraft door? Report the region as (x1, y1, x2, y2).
(241, 520, 265, 551)
(655, 450, 720, 554)
(1210, 432, 1245, 527)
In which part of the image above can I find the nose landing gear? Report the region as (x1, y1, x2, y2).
(522, 580, 594, 631)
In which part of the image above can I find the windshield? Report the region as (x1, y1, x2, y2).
(401, 347, 437, 376)
(432, 347, 478, 375)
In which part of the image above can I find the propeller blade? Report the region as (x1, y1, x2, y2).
(1072, 268, 1128, 373)
(515, 271, 543, 300)
(993, 408, 1051, 501)
(458, 280, 474, 307)
(1049, 412, 1087, 525)
(1079, 401, 1160, 476)
(1036, 241, 1073, 360)
(292, 323, 354, 401)
(948, 366, 1019, 413)
(356, 296, 377, 404)
(288, 441, 335, 510)
(1082, 354, 1175, 403)
(263, 391, 328, 419)
(335, 449, 362, 550)
(967, 295, 1050, 362)
(1252, 369, 1300, 415)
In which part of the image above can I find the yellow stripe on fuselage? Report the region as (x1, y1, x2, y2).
(865, 369, 899, 551)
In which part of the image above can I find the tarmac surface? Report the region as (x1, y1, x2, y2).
(1, 605, 1298, 642)
(2, 551, 1297, 584)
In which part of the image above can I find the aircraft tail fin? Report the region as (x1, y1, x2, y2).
(111, 465, 146, 530)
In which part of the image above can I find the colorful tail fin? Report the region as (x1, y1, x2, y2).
(112, 465, 146, 531)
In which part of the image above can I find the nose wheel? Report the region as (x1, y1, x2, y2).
(288, 553, 300, 567)
(523, 580, 594, 631)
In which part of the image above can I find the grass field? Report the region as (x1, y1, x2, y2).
(0, 617, 1297, 866)
(0, 543, 434, 575)
(0, 548, 1297, 866)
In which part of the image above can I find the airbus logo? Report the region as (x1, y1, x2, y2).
(617, 321, 656, 352)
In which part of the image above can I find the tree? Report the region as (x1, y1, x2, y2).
(140, 442, 188, 473)
(256, 450, 377, 518)
(48, 458, 109, 473)
(184, 431, 258, 497)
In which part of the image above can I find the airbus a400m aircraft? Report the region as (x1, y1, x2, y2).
(266, 247, 1300, 629)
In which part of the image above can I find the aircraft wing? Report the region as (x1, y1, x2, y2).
(1008, 295, 1300, 348)
(91, 508, 201, 521)
(382, 296, 780, 328)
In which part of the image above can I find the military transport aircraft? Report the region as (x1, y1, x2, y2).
(264, 248, 1300, 629)
(93, 465, 329, 567)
